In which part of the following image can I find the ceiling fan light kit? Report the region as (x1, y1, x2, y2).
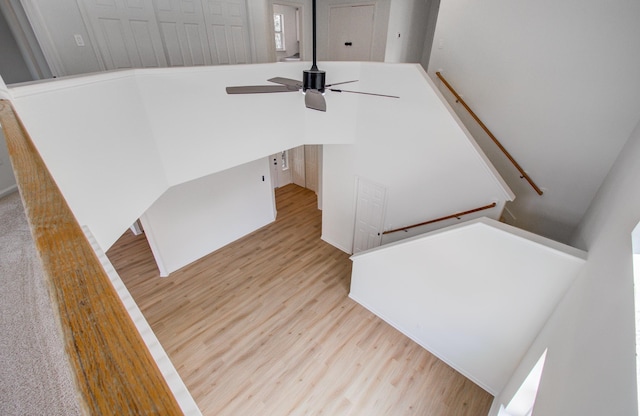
(225, 0, 397, 112)
(303, 67, 326, 93)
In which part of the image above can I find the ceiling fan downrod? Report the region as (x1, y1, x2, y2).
(303, 0, 325, 93)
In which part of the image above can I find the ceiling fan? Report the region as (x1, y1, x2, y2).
(225, 0, 399, 112)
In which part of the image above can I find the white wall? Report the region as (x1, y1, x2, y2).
(321, 64, 513, 253)
(428, 0, 640, 244)
(0, 0, 51, 80)
(350, 218, 586, 394)
(418, 0, 440, 69)
(20, 0, 288, 77)
(0, 5, 33, 84)
(384, 0, 431, 63)
(9, 71, 167, 250)
(490, 117, 640, 415)
(140, 158, 275, 276)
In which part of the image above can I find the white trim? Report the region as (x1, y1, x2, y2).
(321, 234, 352, 255)
(0, 184, 18, 199)
(350, 217, 588, 261)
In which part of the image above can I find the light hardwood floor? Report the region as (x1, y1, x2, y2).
(107, 184, 493, 415)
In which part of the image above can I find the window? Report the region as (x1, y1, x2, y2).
(274, 13, 285, 51)
(281, 150, 289, 170)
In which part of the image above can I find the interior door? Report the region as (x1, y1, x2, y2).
(202, 0, 252, 64)
(82, 0, 167, 69)
(328, 4, 375, 61)
(153, 0, 212, 66)
(290, 145, 306, 187)
(304, 145, 319, 193)
(353, 178, 386, 254)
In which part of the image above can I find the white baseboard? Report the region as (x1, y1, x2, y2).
(321, 234, 352, 255)
(0, 184, 18, 199)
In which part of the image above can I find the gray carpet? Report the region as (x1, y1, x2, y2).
(0, 190, 82, 415)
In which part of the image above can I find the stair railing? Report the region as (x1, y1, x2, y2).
(435, 72, 543, 196)
(383, 202, 497, 235)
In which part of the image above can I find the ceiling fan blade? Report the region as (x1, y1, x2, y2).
(326, 80, 358, 88)
(305, 90, 326, 112)
(226, 85, 297, 94)
(328, 88, 400, 99)
(268, 77, 303, 88)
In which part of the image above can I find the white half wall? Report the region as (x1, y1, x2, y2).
(350, 218, 587, 394)
(140, 158, 275, 276)
(133, 62, 362, 186)
(9, 71, 167, 250)
(6, 62, 511, 255)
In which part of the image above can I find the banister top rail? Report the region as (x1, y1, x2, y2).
(435, 72, 544, 196)
(0, 100, 183, 415)
(383, 202, 497, 235)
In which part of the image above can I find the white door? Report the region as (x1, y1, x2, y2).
(82, 0, 168, 69)
(304, 145, 319, 193)
(328, 4, 375, 61)
(153, 0, 212, 66)
(202, 0, 252, 64)
(291, 145, 305, 187)
(353, 178, 386, 254)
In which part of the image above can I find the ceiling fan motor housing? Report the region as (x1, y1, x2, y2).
(303, 69, 326, 93)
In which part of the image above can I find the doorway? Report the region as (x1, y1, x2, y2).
(269, 150, 292, 189)
(272, 3, 302, 62)
(328, 4, 375, 61)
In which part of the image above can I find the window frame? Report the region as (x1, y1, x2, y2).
(274, 13, 285, 51)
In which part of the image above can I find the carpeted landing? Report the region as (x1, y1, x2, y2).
(0, 190, 82, 415)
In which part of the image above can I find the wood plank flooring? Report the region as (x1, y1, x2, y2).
(107, 184, 493, 415)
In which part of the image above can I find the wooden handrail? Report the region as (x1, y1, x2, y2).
(382, 202, 497, 235)
(435, 72, 543, 196)
(0, 100, 184, 415)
